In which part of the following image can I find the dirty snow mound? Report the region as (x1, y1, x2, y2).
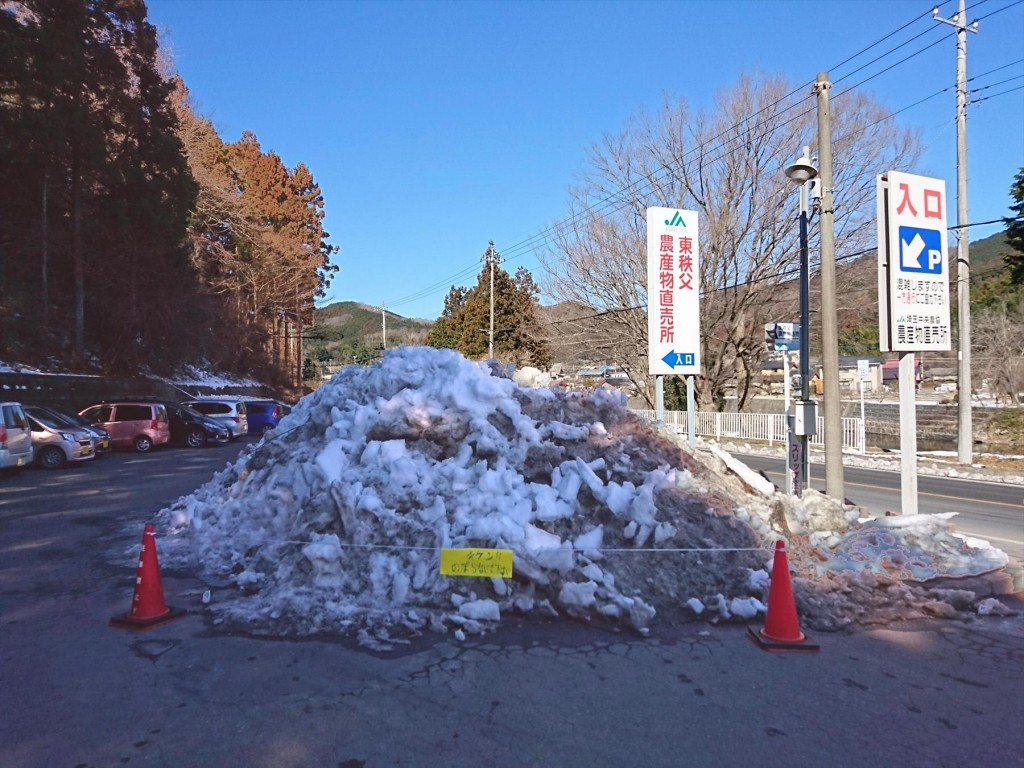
(161, 347, 766, 647)
(155, 347, 1015, 649)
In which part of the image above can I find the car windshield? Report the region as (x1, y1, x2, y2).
(59, 411, 91, 428)
(189, 402, 227, 415)
(30, 407, 79, 427)
(28, 411, 65, 430)
(179, 405, 205, 419)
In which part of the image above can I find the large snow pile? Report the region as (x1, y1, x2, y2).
(158, 347, 1014, 650)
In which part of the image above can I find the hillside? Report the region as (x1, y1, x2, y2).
(532, 229, 1016, 370)
(306, 230, 1015, 372)
(965, 230, 1011, 276)
(306, 302, 433, 364)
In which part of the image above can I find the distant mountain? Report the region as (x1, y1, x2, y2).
(307, 301, 434, 362)
(963, 230, 1010, 277)
(534, 228, 1015, 369)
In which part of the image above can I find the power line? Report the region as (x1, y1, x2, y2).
(540, 215, 1020, 328)
(973, 83, 1024, 104)
(974, 0, 1024, 22)
(382, 5, 1018, 315)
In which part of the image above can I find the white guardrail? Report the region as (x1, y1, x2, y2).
(631, 409, 866, 454)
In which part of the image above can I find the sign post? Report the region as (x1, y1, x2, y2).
(857, 359, 870, 453)
(877, 172, 952, 515)
(787, 421, 803, 496)
(766, 322, 804, 496)
(647, 208, 701, 446)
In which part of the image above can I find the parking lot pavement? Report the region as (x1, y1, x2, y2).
(2, 438, 1022, 768)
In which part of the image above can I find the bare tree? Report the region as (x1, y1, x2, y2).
(972, 299, 1024, 405)
(541, 72, 921, 409)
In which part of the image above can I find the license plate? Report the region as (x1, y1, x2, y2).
(99, 440, 110, 449)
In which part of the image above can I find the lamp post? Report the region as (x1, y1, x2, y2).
(784, 146, 818, 494)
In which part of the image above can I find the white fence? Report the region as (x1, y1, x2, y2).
(631, 409, 866, 453)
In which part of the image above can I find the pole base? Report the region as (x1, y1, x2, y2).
(111, 606, 186, 631)
(747, 626, 820, 653)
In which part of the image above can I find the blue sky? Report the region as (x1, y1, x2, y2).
(148, 0, 1024, 320)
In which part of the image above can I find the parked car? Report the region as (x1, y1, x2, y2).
(0, 401, 33, 471)
(244, 399, 291, 435)
(25, 405, 112, 455)
(183, 398, 249, 440)
(165, 403, 231, 447)
(25, 411, 96, 469)
(79, 401, 170, 452)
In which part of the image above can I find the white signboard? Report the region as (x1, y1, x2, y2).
(857, 359, 871, 382)
(770, 322, 800, 352)
(876, 172, 951, 352)
(647, 208, 701, 375)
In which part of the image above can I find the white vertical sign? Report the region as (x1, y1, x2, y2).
(857, 359, 871, 381)
(877, 172, 952, 352)
(647, 208, 701, 375)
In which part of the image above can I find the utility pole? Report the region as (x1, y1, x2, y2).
(382, 304, 387, 351)
(814, 71, 844, 502)
(934, 1, 979, 465)
(483, 241, 498, 359)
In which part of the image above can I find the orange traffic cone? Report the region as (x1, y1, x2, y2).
(111, 525, 185, 630)
(747, 540, 819, 652)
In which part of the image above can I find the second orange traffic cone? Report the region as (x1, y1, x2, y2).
(748, 540, 819, 652)
(111, 524, 185, 630)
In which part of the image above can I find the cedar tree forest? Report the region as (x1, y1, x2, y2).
(0, 0, 338, 386)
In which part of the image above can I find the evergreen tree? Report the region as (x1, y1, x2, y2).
(427, 244, 550, 367)
(1006, 167, 1024, 285)
(425, 286, 468, 349)
(0, 0, 196, 367)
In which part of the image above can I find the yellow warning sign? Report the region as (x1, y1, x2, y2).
(440, 548, 514, 578)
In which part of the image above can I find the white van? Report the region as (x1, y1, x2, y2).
(1, 402, 33, 470)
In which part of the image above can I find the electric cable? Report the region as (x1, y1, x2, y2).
(381, 4, 1020, 315)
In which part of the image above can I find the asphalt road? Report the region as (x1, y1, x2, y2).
(1, 440, 1023, 768)
(731, 452, 1024, 569)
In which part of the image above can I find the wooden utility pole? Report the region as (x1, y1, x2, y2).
(934, 0, 979, 465)
(815, 71, 844, 503)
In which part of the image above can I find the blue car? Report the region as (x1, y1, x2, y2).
(244, 400, 290, 435)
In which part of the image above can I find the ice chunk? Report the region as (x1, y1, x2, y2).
(459, 598, 501, 622)
(574, 526, 604, 556)
(728, 596, 766, 619)
(558, 580, 597, 609)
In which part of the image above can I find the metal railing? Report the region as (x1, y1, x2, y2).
(631, 409, 866, 453)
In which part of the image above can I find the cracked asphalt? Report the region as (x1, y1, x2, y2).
(2, 443, 1022, 768)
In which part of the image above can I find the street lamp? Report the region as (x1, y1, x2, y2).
(784, 146, 819, 494)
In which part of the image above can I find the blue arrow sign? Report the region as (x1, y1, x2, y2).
(662, 350, 696, 368)
(898, 226, 943, 274)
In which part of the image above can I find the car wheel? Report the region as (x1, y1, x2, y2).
(134, 435, 153, 453)
(38, 446, 66, 470)
(186, 429, 205, 448)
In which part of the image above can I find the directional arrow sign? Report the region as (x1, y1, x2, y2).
(877, 171, 950, 352)
(647, 207, 701, 376)
(661, 350, 695, 369)
(900, 231, 925, 270)
(898, 226, 943, 274)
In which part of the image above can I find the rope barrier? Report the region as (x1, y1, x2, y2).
(232, 538, 768, 554)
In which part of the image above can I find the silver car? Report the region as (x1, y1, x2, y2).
(26, 411, 96, 469)
(1, 402, 33, 470)
(26, 405, 112, 455)
(183, 398, 249, 440)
